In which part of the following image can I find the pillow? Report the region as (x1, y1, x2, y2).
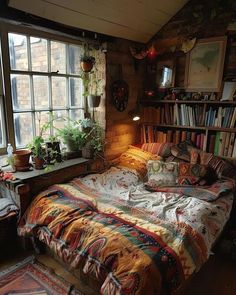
(147, 160, 178, 186)
(141, 142, 173, 158)
(0, 198, 18, 219)
(171, 141, 195, 162)
(117, 146, 157, 179)
(177, 162, 216, 185)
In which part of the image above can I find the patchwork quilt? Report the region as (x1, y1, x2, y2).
(18, 167, 233, 295)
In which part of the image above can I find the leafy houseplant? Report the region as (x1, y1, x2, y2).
(80, 119, 104, 159)
(56, 119, 86, 156)
(27, 135, 46, 169)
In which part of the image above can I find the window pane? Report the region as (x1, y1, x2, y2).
(69, 77, 83, 107)
(33, 76, 49, 109)
(52, 77, 67, 108)
(31, 38, 48, 72)
(8, 33, 28, 70)
(11, 74, 31, 110)
(51, 41, 66, 73)
(35, 111, 50, 138)
(70, 109, 84, 121)
(14, 113, 33, 147)
(53, 110, 67, 134)
(68, 44, 83, 74)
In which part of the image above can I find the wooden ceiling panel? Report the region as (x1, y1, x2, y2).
(8, 0, 188, 42)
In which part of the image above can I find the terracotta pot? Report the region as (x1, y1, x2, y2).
(80, 61, 93, 72)
(88, 95, 101, 108)
(13, 149, 31, 171)
(34, 156, 45, 170)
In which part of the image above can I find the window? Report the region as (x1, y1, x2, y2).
(7, 32, 84, 148)
(0, 58, 6, 150)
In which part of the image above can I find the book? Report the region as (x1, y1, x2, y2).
(208, 134, 216, 154)
(224, 133, 231, 156)
(218, 132, 227, 156)
(227, 133, 235, 157)
(214, 132, 221, 156)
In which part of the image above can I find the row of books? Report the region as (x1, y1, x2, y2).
(142, 106, 236, 128)
(205, 106, 236, 128)
(141, 126, 207, 150)
(141, 126, 236, 157)
(209, 132, 236, 158)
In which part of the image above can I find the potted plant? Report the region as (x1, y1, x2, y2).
(87, 67, 103, 108)
(27, 135, 46, 169)
(80, 119, 104, 159)
(80, 55, 96, 73)
(57, 118, 86, 158)
(80, 42, 96, 73)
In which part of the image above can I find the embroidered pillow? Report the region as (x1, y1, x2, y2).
(170, 141, 195, 162)
(141, 142, 173, 158)
(147, 160, 178, 186)
(177, 162, 216, 185)
(117, 146, 158, 179)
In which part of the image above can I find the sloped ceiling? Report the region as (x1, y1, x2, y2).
(8, 0, 188, 43)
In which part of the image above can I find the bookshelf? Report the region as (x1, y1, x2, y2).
(140, 99, 236, 158)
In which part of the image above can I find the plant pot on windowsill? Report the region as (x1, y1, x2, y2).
(13, 149, 31, 172)
(34, 156, 45, 170)
(82, 145, 94, 159)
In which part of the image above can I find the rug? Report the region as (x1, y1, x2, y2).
(0, 256, 83, 295)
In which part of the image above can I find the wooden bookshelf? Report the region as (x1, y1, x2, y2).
(141, 99, 236, 158)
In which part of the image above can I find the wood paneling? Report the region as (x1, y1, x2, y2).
(105, 39, 145, 160)
(9, 0, 188, 42)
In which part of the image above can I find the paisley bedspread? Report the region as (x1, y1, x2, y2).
(18, 167, 234, 295)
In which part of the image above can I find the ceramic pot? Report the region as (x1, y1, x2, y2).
(88, 95, 101, 108)
(13, 149, 31, 171)
(80, 61, 93, 72)
(82, 146, 94, 159)
(34, 156, 45, 170)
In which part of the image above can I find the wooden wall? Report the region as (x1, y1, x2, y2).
(105, 39, 145, 160)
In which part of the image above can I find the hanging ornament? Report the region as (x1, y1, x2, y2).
(181, 37, 197, 53)
(147, 44, 158, 59)
(129, 46, 147, 60)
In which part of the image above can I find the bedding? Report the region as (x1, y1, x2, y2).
(18, 164, 234, 295)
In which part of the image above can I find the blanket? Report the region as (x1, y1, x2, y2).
(144, 179, 235, 202)
(18, 179, 208, 295)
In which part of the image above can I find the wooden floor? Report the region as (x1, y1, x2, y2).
(0, 248, 235, 295)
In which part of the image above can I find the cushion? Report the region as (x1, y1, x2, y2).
(171, 141, 195, 162)
(141, 142, 173, 158)
(147, 160, 178, 186)
(177, 162, 216, 185)
(117, 146, 157, 179)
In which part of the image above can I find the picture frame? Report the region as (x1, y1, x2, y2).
(185, 36, 227, 92)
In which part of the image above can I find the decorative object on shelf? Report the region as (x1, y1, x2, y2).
(111, 79, 129, 112)
(181, 37, 197, 53)
(185, 36, 227, 92)
(13, 149, 31, 172)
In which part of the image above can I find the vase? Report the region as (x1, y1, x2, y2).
(13, 149, 31, 171)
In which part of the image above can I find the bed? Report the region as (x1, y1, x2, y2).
(18, 142, 235, 295)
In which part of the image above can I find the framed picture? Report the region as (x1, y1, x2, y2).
(185, 36, 227, 92)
